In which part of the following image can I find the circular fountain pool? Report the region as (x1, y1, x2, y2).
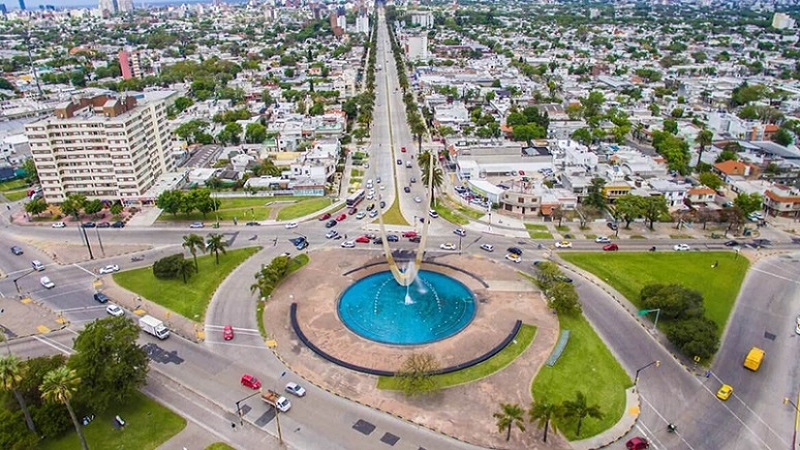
(337, 270, 476, 345)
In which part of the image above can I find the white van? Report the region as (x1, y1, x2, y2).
(32, 260, 45, 271)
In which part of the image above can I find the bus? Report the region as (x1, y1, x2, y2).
(346, 189, 365, 207)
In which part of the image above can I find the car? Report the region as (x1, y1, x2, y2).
(111, 221, 125, 228)
(396, 159, 402, 165)
(222, 325, 234, 340)
(453, 228, 467, 237)
(414, 196, 422, 203)
(366, 203, 375, 211)
(93, 292, 110, 303)
(325, 230, 339, 239)
(555, 240, 572, 248)
(507, 247, 523, 256)
(325, 219, 337, 228)
(556, 275, 574, 283)
(52, 222, 66, 228)
(97, 221, 111, 228)
(99, 264, 120, 274)
(607, 222, 619, 231)
(336, 213, 347, 222)
(245, 221, 261, 226)
(403, 186, 411, 193)
(189, 222, 204, 228)
(385, 234, 399, 242)
(32, 260, 45, 271)
(400, 146, 406, 153)
(723, 240, 740, 247)
(241, 374, 261, 390)
(355, 211, 366, 219)
(82, 222, 96, 228)
(410, 177, 416, 183)
(440, 243, 456, 250)
(478, 243, 494, 252)
(341, 240, 355, 248)
(355, 235, 371, 243)
(796, 316, 800, 335)
(752, 238, 772, 247)
(603, 243, 619, 251)
(716, 384, 733, 401)
(673, 244, 691, 251)
(505, 253, 522, 263)
(372, 237, 383, 245)
(454, 186, 467, 194)
(318, 213, 331, 221)
(348, 207, 358, 215)
(285, 382, 306, 397)
(380, 185, 386, 190)
(595, 236, 611, 244)
(406, 161, 412, 168)
(295, 240, 309, 250)
(625, 437, 650, 450)
(369, 210, 379, 218)
(40, 276, 55, 289)
(10, 246, 23, 255)
(408, 236, 421, 243)
(106, 304, 124, 317)
(379, 201, 386, 208)
(285, 222, 298, 229)
(402, 231, 418, 238)
(429, 210, 439, 218)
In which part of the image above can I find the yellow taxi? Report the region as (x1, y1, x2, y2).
(716, 384, 733, 401)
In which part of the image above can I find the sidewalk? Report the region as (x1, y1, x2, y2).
(0, 293, 67, 340)
(571, 388, 640, 450)
(127, 205, 164, 227)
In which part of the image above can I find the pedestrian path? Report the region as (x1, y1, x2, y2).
(127, 205, 163, 227)
(570, 388, 640, 450)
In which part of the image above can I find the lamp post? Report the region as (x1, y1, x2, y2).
(633, 360, 660, 387)
(783, 395, 800, 449)
(637, 308, 661, 331)
(234, 390, 262, 426)
(13, 268, 37, 295)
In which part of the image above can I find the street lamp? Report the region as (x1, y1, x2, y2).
(633, 360, 660, 387)
(637, 308, 661, 332)
(234, 390, 262, 426)
(783, 396, 800, 449)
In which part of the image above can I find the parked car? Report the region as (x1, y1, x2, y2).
(82, 222, 96, 228)
(97, 221, 111, 228)
(379, 201, 386, 208)
(402, 231, 417, 238)
(240, 374, 261, 390)
(507, 247, 523, 255)
(325, 219, 338, 228)
(366, 203, 375, 211)
(595, 236, 611, 244)
(93, 292, 110, 303)
(355, 211, 366, 220)
(555, 240, 572, 248)
(285, 382, 306, 397)
(505, 253, 522, 263)
(341, 240, 355, 248)
(403, 186, 411, 193)
(189, 222, 204, 229)
(429, 210, 439, 218)
(440, 243, 456, 250)
(372, 237, 383, 245)
(222, 325, 234, 340)
(673, 244, 691, 251)
(369, 210, 379, 218)
(607, 222, 618, 231)
(40, 276, 55, 289)
(479, 244, 494, 252)
(408, 236, 421, 243)
(325, 230, 339, 239)
(336, 213, 347, 222)
(10, 246, 23, 255)
(318, 213, 331, 221)
(99, 264, 120, 274)
(106, 304, 124, 317)
(453, 228, 467, 237)
(716, 384, 733, 401)
(348, 207, 358, 215)
(386, 234, 399, 242)
(52, 222, 66, 228)
(111, 221, 125, 228)
(603, 243, 619, 251)
(414, 196, 422, 203)
(245, 221, 260, 226)
(625, 437, 650, 450)
(355, 235, 371, 243)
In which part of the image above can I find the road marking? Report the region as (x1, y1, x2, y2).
(205, 341, 274, 350)
(708, 371, 787, 445)
(750, 267, 800, 286)
(36, 325, 51, 333)
(72, 263, 97, 277)
(206, 325, 260, 333)
(59, 305, 106, 312)
(634, 422, 665, 450)
(639, 395, 696, 450)
(33, 335, 73, 355)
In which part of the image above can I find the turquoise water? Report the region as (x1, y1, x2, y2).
(337, 270, 476, 345)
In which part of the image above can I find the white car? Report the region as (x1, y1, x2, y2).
(380, 185, 386, 190)
(480, 243, 494, 252)
(40, 276, 55, 289)
(340, 240, 355, 248)
(414, 196, 422, 203)
(505, 254, 522, 263)
(285, 382, 306, 397)
(673, 244, 691, 251)
(795, 316, 800, 335)
(595, 236, 611, 244)
(325, 230, 339, 239)
(555, 240, 572, 248)
(453, 228, 467, 237)
(52, 222, 66, 228)
(99, 264, 120, 274)
(285, 222, 298, 229)
(355, 211, 366, 219)
(439, 243, 457, 250)
(106, 304, 124, 317)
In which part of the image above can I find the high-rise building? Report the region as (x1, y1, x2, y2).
(98, 0, 116, 15)
(117, 0, 133, 13)
(119, 50, 133, 79)
(24, 91, 177, 204)
(17, 0, 24, 10)
(0, 4, 7, 14)
(355, 11, 369, 34)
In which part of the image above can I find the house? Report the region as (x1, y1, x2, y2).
(648, 179, 688, 208)
(686, 186, 716, 205)
(763, 185, 800, 218)
(713, 160, 752, 183)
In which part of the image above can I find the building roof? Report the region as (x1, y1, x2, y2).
(765, 185, 800, 202)
(688, 186, 716, 195)
(714, 160, 748, 175)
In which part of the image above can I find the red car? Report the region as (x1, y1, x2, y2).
(336, 213, 347, 222)
(240, 374, 261, 390)
(626, 437, 650, 450)
(318, 213, 331, 221)
(222, 325, 234, 340)
(603, 243, 619, 251)
(401, 146, 406, 152)
(348, 207, 358, 215)
(355, 235, 371, 243)
(402, 231, 417, 238)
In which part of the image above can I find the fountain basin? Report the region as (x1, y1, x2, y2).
(338, 270, 476, 345)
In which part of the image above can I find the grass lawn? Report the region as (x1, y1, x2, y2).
(257, 254, 310, 338)
(432, 204, 469, 225)
(525, 224, 548, 231)
(377, 324, 537, 390)
(379, 199, 410, 226)
(206, 444, 235, 450)
(561, 252, 749, 331)
(40, 391, 186, 450)
(114, 247, 260, 321)
(670, 234, 694, 239)
(529, 232, 554, 239)
(0, 178, 27, 192)
(532, 313, 630, 441)
(456, 205, 485, 220)
(276, 198, 332, 220)
(2, 189, 28, 202)
(157, 197, 272, 222)
(555, 225, 570, 232)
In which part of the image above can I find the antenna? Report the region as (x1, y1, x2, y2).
(25, 25, 43, 98)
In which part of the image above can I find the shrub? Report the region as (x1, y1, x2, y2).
(665, 317, 719, 360)
(152, 253, 186, 279)
(640, 284, 704, 320)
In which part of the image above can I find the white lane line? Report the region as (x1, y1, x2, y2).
(205, 325, 260, 333)
(639, 395, 697, 450)
(71, 263, 97, 277)
(34, 335, 74, 355)
(59, 305, 106, 313)
(635, 421, 665, 450)
(750, 267, 800, 286)
(204, 341, 275, 350)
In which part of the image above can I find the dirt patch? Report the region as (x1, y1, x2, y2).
(30, 241, 151, 265)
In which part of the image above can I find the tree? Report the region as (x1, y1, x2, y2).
(84, 199, 103, 217)
(551, 206, 564, 227)
(512, 123, 545, 142)
(245, 123, 267, 144)
(665, 317, 719, 360)
(109, 202, 123, 216)
(734, 192, 763, 216)
(580, 91, 605, 118)
(217, 122, 243, 145)
(0, 355, 37, 433)
(396, 353, 440, 397)
(640, 196, 669, 230)
(205, 233, 227, 265)
(584, 178, 606, 209)
(68, 317, 149, 413)
(24, 198, 47, 217)
(772, 128, 793, 146)
(640, 284, 704, 320)
(695, 129, 714, 167)
(40, 366, 88, 450)
(173, 96, 194, 113)
(175, 258, 197, 283)
(22, 158, 38, 184)
(529, 398, 560, 442)
(561, 391, 603, 437)
(261, 89, 274, 106)
(494, 403, 526, 441)
(548, 281, 582, 316)
(613, 195, 642, 229)
(251, 255, 291, 298)
(418, 151, 444, 205)
(663, 119, 678, 135)
(182, 233, 206, 270)
(308, 101, 325, 116)
(698, 172, 722, 190)
(156, 190, 185, 216)
(59, 194, 87, 220)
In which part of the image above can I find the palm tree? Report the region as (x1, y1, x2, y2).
(695, 128, 714, 168)
(41, 366, 88, 450)
(182, 233, 206, 270)
(493, 403, 526, 442)
(205, 233, 227, 265)
(561, 391, 603, 437)
(0, 355, 37, 433)
(175, 258, 197, 284)
(418, 151, 444, 206)
(528, 398, 559, 442)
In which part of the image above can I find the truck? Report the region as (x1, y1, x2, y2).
(261, 389, 291, 412)
(743, 346, 764, 371)
(139, 315, 170, 340)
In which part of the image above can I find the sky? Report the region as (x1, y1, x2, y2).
(6, 0, 213, 11)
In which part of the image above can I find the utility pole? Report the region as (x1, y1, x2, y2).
(81, 225, 94, 260)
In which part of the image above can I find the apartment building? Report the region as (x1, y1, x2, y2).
(24, 90, 177, 204)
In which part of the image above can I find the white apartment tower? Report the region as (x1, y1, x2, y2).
(117, 0, 133, 12)
(410, 10, 434, 28)
(24, 91, 177, 204)
(772, 12, 796, 29)
(355, 12, 369, 34)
